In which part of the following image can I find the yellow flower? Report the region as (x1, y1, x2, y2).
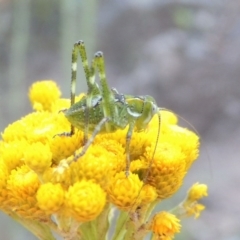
(187, 182, 208, 201)
(7, 165, 40, 201)
(181, 182, 208, 218)
(0, 80, 207, 239)
(107, 172, 143, 211)
(0, 160, 8, 190)
(6, 165, 48, 220)
(2, 111, 57, 144)
(42, 160, 74, 189)
(150, 211, 181, 240)
(140, 184, 158, 205)
(143, 142, 186, 200)
(24, 142, 52, 173)
(29, 80, 61, 111)
(50, 129, 84, 164)
(184, 202, 205, 219)
(0, 159, 9, 209)
(0, 141, 27, 172)
(75, 144, 123, 188)
(37, 183, 65, 214)
(149, 110, 178, 128)
(162, 125, 199, 170)
(65, 180, 106, 222)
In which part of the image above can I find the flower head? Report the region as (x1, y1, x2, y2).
(37, 183, 65, 214)
(150, 211, 181, 240)
(187, 182, 208, 201)
(107, 172, 143, 211)
(0, 80, 206, 239)
(183, 183, 208, 218)
(29, 80, 61, 111)
(65, 180, 106, 222)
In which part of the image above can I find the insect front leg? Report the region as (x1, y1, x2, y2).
(68, 117, 110, 164)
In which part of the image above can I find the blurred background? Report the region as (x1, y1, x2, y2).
(0, 0, 240, 239)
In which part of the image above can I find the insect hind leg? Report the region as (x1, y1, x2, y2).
(74, 41, 100, 95)
(58, 41, 101, 141)
(76, 41, 105, 144)
(93, 51, 117, 133)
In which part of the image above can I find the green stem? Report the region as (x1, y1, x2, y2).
(112, 211, 129, 240)
(95, 203, 110, 240)
(144, 200, 159, 221)
(80, 220, 98, 240)
(54, 212, 72, 234)
(170, 201, 186, 218)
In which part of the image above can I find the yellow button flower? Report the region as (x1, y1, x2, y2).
(0, 141, 27, 172)
(107, 172, 143, 211)
(150, 211, 181, 240)
(37, 183, 65, 214)
(42, 160, 74, 189)
(50, 129, 84, 164)
(162, 124, 199, 170)
(65, 180, 106, 222)
(24, 142, 52, 173)
(7, 165, 40, 201)
(187, 182, 208, 201)
(182, 182, 208, 218)
(144, 142, 186, 199)
(185, 202, 205, 219)
(29, 80, 61, 111)
(6, 165, 47, 220)
(0, 80, 208, 239)
(140, 184, 158, 205)
(0, 160, 9, 210)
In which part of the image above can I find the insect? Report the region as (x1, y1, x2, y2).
(61, 40, 161, 176)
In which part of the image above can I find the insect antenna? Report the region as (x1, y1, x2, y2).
(160, 108, 212, 178)
(136, 110, 161, 203)
(143, 110, 161, 183)
(118, 110, 161, 234)
(173, 110, 212, 178)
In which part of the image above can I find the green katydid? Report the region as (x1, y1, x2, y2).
(60, 40, 161, 176)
